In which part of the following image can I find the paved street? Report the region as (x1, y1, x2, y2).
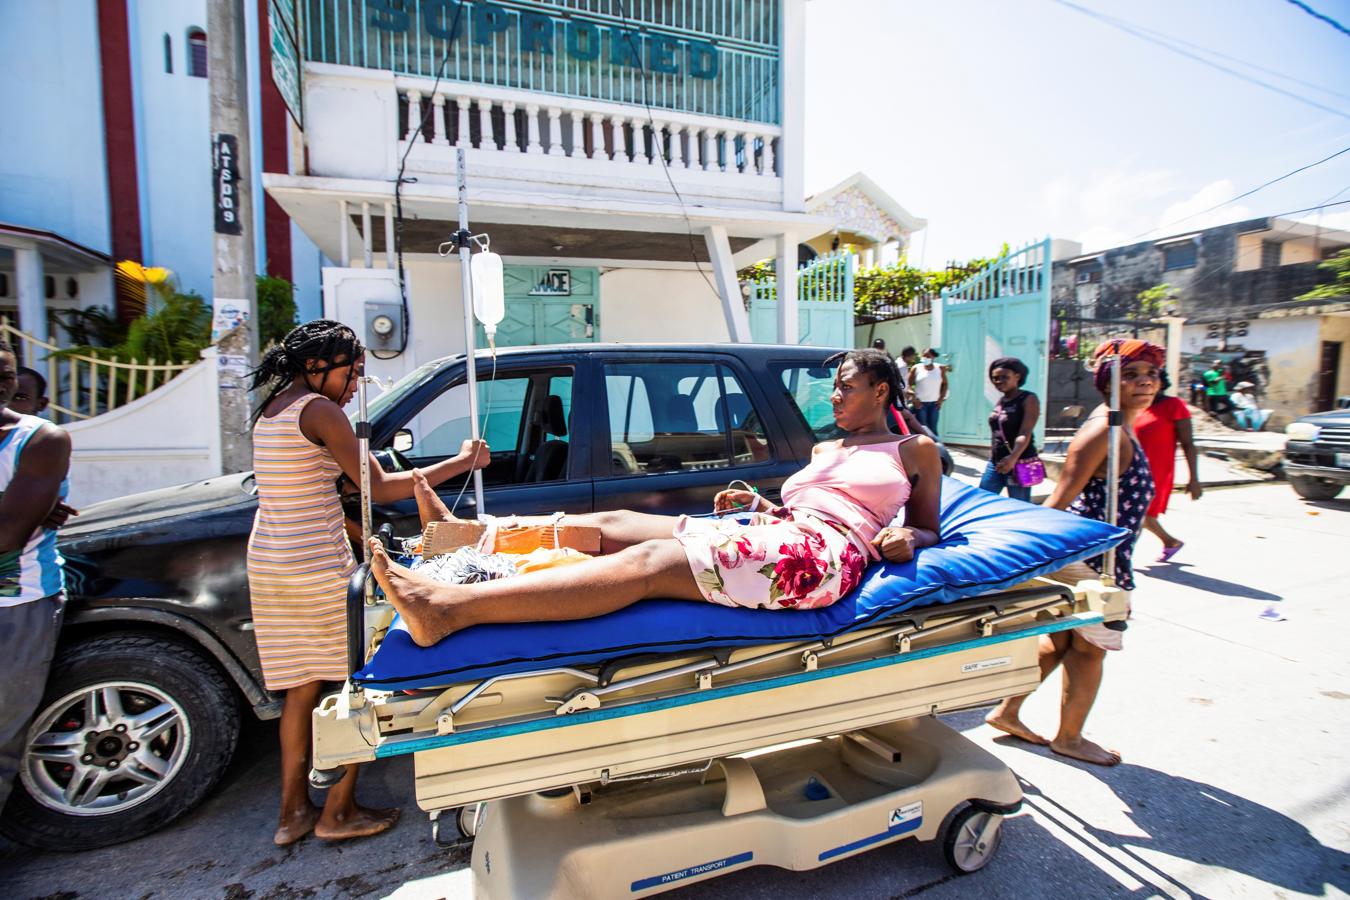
(4, 483, 1348, 899)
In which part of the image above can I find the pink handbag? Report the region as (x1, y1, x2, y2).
(1012, 455, 1046, 487)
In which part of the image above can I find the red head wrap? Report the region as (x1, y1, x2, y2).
(1092, 338, 1166, 394)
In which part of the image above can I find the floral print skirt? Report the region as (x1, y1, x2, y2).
(673, 511, 867, 611)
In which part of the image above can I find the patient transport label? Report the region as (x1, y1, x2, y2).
(630, 851, 753, 892)
(961, 655, 1012, 675)
(890, 801, 923, 827)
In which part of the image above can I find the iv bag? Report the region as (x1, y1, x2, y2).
(470, 251, 505, 337)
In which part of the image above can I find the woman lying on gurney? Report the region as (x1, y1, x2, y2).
(368, 349, 943, 647)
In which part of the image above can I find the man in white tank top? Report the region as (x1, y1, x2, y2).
(0, 340, 72, 810)
(907, 348, 948, 434)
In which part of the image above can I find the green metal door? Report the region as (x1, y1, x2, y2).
(476, 266, 600, 347)
(936, 239, 1051, 447)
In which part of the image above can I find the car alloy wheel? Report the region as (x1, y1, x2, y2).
(21, 681, 191, 817)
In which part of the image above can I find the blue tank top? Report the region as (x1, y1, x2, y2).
(0, 414, 67, 604)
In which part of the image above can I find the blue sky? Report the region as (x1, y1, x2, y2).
(803, 0, 1350, 265)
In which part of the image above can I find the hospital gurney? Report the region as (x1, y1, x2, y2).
(312, 478, 1129, 897)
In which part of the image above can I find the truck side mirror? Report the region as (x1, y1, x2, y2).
(392, 429, 414, 453)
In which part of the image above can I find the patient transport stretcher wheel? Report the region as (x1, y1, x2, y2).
(942, 804, 1004, 873)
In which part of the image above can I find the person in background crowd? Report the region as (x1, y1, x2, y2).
(10, 366, 49, 417)
(980, 357, 1040, 502)
(871, 338, 889, 357)
(246, 320, 488, 845)
(986, 338, 1161, 767)
(0, 340, 72, 812)
(1136, 372, 1202, 562)
(1230, 382, 1270, 431)
(908, 348, 948, 433)
(1202, 359, 1230, 415)
(897, 346, 918, 405)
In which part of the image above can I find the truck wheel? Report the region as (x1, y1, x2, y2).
(1289, 475, 1343, 501)
(0, 633, 241, 851)
(942, 804, 1004, 874)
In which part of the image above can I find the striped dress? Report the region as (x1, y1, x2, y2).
(246, 393, 354, 690)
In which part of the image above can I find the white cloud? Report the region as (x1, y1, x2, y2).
(1151, 180, 1253, 237)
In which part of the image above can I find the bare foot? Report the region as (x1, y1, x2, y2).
(1050, 736, 1121, 766)
(413, 468, 454, 526)
(314, 805, 401, 842)
(369, 538, 462, 646)
(985, 711, 1050, 746)
(274, 804, 321, 846)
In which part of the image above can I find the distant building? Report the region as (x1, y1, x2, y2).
(805, 172, 926, 269)
(1051, 217, 1350, 425)
(0, 0, 324, 349)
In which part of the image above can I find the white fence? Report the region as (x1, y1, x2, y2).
(1, 316, 194, 425)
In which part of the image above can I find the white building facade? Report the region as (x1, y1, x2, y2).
(267, 0, 828, 387)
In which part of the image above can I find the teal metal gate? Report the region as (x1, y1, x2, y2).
(936, 239, 1051, 446)
(749, 251, 856, 346)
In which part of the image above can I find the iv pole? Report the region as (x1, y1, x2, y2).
(456, 147, 486, 515)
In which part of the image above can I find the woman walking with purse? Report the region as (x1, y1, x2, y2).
(979, 357, 1042, 502)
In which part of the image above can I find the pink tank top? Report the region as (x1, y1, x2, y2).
(780, 437, 915, 559)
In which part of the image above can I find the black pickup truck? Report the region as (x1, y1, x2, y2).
(5, 343, 944, 851)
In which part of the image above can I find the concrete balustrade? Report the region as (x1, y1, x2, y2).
(394, 77, 781, 179)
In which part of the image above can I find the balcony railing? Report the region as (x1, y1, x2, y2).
(395, 76, 781, 178)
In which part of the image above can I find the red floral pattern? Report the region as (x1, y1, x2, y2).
(673, 510, 869, 611)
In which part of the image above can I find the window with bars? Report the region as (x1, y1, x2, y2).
(187, 28, 208, 78)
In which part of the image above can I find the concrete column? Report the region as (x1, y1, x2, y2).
(503, 102, 518, 151)
(569, 111, 583, 158)
(455, 95, 471, 149)
(705, 226, 751, 343)
(776, 233, 799, 344)
(610, 115, 628, 160)
(431, 93, 448, 145)
(526, 104, 542, 154)
(1159, 316, 1186, 393)
(670, 124, 685, 167)
(588, 113, 604, 158)
(546, 107, 564, 156)
(478, 101, 492, 149)
(699, 129, 710, 171)
(405, 90, 422, 142)
(14, 245, 47, 349)
(778, 0, 806, 210)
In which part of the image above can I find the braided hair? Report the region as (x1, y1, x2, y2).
(250, 319, 364, 425)
(822, 348, 905, 410)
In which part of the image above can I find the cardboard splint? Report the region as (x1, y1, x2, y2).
(422, 516, 602, 557)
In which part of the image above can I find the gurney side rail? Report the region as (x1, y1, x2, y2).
(553, 586, 1076, 713)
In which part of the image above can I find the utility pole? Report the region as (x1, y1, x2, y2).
(209, 0, 259, 473)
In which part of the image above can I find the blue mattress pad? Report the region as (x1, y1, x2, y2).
(353, 478, 1129, 690)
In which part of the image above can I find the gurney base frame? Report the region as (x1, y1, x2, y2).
(469, 716, 1020, 898)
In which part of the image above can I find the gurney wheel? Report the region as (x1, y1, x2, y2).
(431, 805, 478, 848)
(942, 805, 1003, 874)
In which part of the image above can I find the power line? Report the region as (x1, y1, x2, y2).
(1120, 15, 1350, 102)
(1128, 144, 1350, 241)
(1283, 0, 1350, 38)
(1050, 0, 1350, 119)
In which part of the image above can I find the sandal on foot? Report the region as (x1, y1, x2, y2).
(1156, 543, 1184, 563)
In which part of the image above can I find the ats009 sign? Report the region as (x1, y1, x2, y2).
(213, 134, 242, 236)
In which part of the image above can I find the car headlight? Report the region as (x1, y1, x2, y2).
(1285, 422, 1321, 441)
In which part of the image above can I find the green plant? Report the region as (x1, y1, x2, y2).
(852, 246, 1008, 317)
(59, 283, 211, 365)
(54, 306, 126, 348)
(1136, 283, 1179, 317)
(256, 274, 298, 347)
(1297, 248, 1350, 302)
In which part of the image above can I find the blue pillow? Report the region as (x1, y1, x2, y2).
(354, 478, 1128, 689)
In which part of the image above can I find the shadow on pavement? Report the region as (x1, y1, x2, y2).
(1021, 763, 1350, 896)
(1136, 562, 1283, 602)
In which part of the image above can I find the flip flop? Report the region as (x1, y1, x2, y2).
(1156, 543, 1184, 563)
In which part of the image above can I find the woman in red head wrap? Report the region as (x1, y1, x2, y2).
(986, 338, 1162, 766)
